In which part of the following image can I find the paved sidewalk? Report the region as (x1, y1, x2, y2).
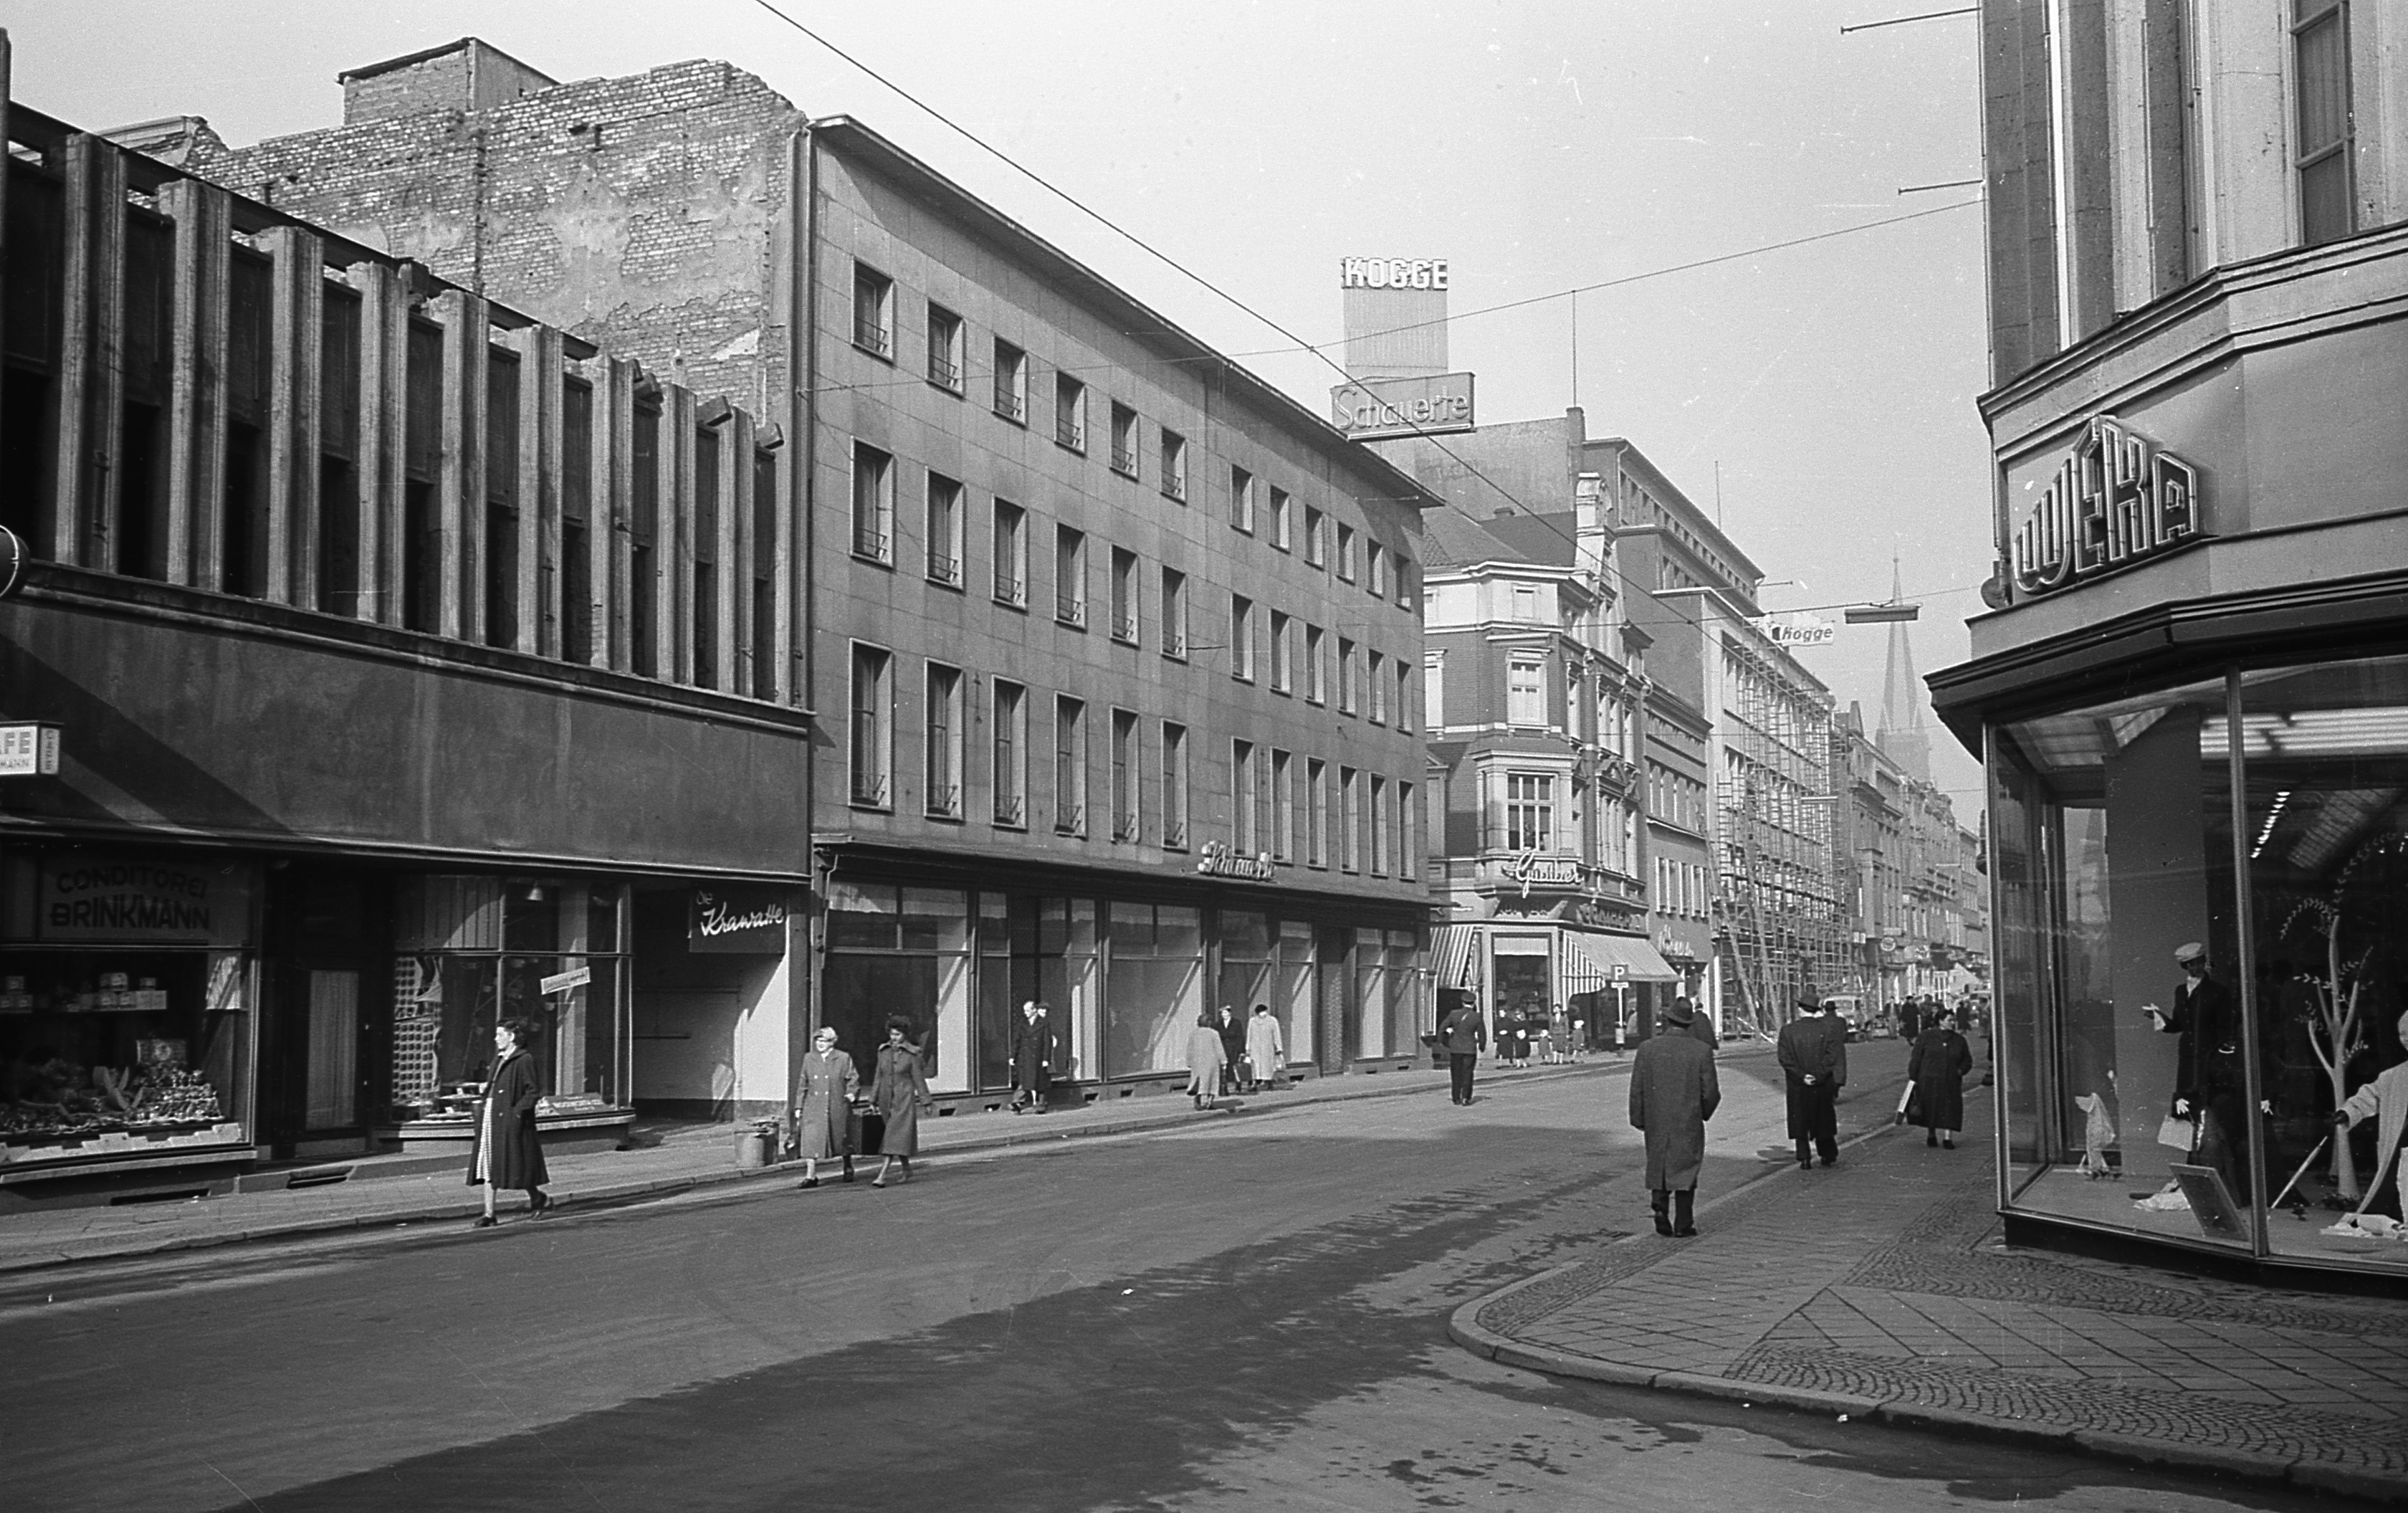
(0, 1054, 1612, 1274)
(1451, 1089, 2408, 1505)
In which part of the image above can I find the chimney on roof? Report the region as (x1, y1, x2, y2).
(338, 38, 557, 126)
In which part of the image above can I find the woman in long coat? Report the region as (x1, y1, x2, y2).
(468, 1016, 550, 1227)
(1185, 1013, 1228, 1109)
(867, 1018, 932, 1187)
(1908, 1008, 1976, 1149)
(1629, 1000, 1721, 1236)
(788, 1025, 860, 1188)
(1244, 1003, 1285, 1092)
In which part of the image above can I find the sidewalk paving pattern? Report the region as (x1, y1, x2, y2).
(1452, 1092, 2408, 1506)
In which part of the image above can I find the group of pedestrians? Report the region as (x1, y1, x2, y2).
(787, 1019, 930, 1189)
(1185, 1003, 1287, 1107)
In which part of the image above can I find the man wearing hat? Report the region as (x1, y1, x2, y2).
(2144, 942, 2248, 1199)
(1631, 997, 1721, 1236)
(1777, 991, 1848, 1170)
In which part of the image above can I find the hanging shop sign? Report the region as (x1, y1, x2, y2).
(1330, 372, 1476, 441)
(1749, 616, 1835, 649)
(0, 723, 61, 777)
(689, 884, 788, 953)
(1339, 257, 1450, 290)
(34, 856, 254, 945)
(1195, 842, 1275, 881)
(539, 965, 592, 996)
(2010, 414, 2203, 597)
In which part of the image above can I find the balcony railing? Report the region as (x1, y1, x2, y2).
(1055, 802, 1084, 836)
(1055, 594, 1086, 626)
(1162, 820, 1187, 849)
(993, 795, 1025, 826)
(925, 784, 960, 818)
(1114, 811, 1139, 841)
(994, 380, 1026, 422)
(850, 773, 890, 808)
(852, 525, 889, 560)
(927, 553, 961, 586)
(928, 353, 960, 389)
(1110, 443, 1138, 475)
(1114, 614, 1140, 642)
(854, 318, 892, 358)
(993, 571, 1025, 605)
(1056, 418, 1085, 451)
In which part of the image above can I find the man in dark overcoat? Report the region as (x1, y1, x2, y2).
(1777, 993, 1847, 1169)
(1009, 999, 1055, 1114)
(1631, 998, 1721, 1236)
(1215, 1004, 1248, 1095)
(1675, 994, 1716, 1051)
(1439, 996, 1486, 1106)
(2144, 941, 2254, 1200)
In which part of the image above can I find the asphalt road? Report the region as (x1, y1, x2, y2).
(1, 1047, 2333, 1513)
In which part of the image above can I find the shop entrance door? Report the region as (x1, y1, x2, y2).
(1317, 927, 1353, 1071)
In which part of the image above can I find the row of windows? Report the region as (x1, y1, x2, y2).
(1648, 766, 1707, 834)
(846, 644, 1416, 875)
(1655, 856, 1710, 921)
(847, 261, 1415, 611)
(851, 443, 1414, 727)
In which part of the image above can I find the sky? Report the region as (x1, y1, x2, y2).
(9, 0, 1992, 812)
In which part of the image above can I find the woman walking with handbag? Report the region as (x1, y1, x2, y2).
(788, 1026, 859, 1188)
(866, 1018, 932, 1188)
(1907, 1007, 1975, 1149)
(467, 1016, 551, 1227)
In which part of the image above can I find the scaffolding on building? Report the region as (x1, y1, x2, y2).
(1711, 631, 1848, 1040)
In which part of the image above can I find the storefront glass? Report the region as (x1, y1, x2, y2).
(1, 854, 257, 1169)
(1102, 902, 1202, 1078)
(1218, 910, 1273, 1027)
(1382, 929, 1425, 1055)
(823, 882, 967, 1087)
(1989, 662, 2408, 1276)
(1275, 920, 1317, 1068)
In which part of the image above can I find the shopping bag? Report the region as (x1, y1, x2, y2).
(2155, 1114, 2195, 1152)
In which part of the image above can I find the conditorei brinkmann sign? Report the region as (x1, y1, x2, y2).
(2010, 414, 2203, 597)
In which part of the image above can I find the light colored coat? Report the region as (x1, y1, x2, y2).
(1246, 1012, 1284, 1079)
(1185, 1025, 1226, 1097)
(1630, 1030, 1721, 1190)
(2338, 1059, 2408, 1218)
(788, 1048, 860, 1159)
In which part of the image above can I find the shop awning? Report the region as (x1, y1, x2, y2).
(1431, 925, 1480, 989)
(1561, 931, 1679, 991)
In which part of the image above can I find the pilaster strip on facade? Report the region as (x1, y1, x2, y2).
(161, 176, 229, 591)
(351, 260, 407, 626)
(58, 133, 126, 568)
(430, 289, 486, 643)
(512, 323, 560, 658)
(259, 224, 323, 608)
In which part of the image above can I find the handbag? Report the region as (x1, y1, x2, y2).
(2156, 1114, 2196, 1152)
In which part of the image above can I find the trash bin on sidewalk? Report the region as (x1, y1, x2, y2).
(734, 1120, 779, 1170)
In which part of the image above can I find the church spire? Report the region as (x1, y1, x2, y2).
(1876, 555, 1932, 783)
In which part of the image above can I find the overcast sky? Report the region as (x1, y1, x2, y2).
(11, 0, 1992, 811)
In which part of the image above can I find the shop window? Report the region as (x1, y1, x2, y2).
(1276, 920, 1317, 1065)
(1218, 911, 1274, 1061)
(1101, 902, 1202, 1079)
(822, 882, 968, 1089)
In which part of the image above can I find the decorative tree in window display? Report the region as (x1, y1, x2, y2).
(2271, 831, 2402, 1203)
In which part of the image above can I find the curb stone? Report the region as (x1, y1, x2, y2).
(2288, 1460, 2408, 1506)
(1871, 1399, 2075, 1451)
(1653, 1371, 1886, 1419)
(2070, 1431, 2300, 1484)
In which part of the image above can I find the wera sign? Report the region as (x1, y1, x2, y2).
(1330, 372, 1476, 441)
(2011, 414, 2203, 596)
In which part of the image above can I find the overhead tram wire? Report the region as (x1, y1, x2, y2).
(741, 0, 1982, 643)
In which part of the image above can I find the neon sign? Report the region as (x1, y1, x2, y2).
(2011, 414, 2202, 596)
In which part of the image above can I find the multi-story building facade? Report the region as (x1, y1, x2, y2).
(1931, 1, 2407, 1280)
(1416, 491, 1670, 1050)
(0, 57, 813, 1203)
(169, 40, 1439, 1099)
(1833, 707, 1990, 1020)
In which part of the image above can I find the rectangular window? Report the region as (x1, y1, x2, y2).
(1056, 373, 1086, 452)
(1231, 466, 1255, 533)
(1268, 611, 1291, 692)
(1506, 773, 1555, 852)
(1337, 636, 1357, 714)
(925, 472, 962, 586)
(993, 680, 1027, 826)
(1370, 775, 1390, 877)
(1340, 768, 1361, 873)
(1306, 759, 1329, 867)
(993, 338, 1027, 423)
(852, 262, 894, 358)
(1110, 402, 1140, 477)
(1512, 583, 1539, 621)
(1425, 652, 1446, 729)
(627, 398, 659, 672)
(1162, 722, 1189, 848)
(315, 287, 361, 614)
(851, 442, 893, 561)
(1398, 780, 1415, 882)
(1055, 697, 1086, 835)
(1160, 429, 1187, 501)
(746, 448, 776, 696)
(1367, 543, 1387, 599)
(691, 421, 718, 687)
(1367, 649, 1387, 724)
(1233, 739, 1258, 851)
(1304, 505, 1325, 568)
(1162, 567, 1188, 658)
(1110, 547, 1140, 643)
(850, 644, 892, 807)
(560, 378, 594, 664)
(1336, 522, 1356, 582)
(1304, 624, 1325, 704)
(993, 499, 1026, 605)
(1231, 594, 1255, 681)
(1396, 659, 1414, 735)
(1056, 525, 1087, 626)
(2294, 0, 2354, 246)
(1508, 656, 1546, 726)
(1112, 709, 1140, 840)
(1272, 749, 1294, 861)
(1268, 487, 1291, 550)
(483, 348, 521, 651)
(927, 302, 963, 391)
(1395, 558, 1417, 612)
(925, 664, 963, 817)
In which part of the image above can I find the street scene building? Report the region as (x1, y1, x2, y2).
(1931, 0, 2408, 1281)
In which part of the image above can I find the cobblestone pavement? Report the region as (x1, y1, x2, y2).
(1453, 1089, 2408, 1504)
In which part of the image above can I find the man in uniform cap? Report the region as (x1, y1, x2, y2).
(2144, 941, 2252, 1200)
(1777, 991, 1847, 1169)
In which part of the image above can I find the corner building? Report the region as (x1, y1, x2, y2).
(1932, 1, 2408, 1281)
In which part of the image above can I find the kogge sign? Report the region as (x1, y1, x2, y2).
(1749, 616, 1834, 649)
(1340, 257, 1449, 290)
(2012, 414, 2202, 596)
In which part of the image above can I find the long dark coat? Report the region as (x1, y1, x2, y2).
(1010, 1013, 1054, 1094)
(1630, 1030, 1721, 1190)
(788, 1048, 860, 1158)
(1439, 1006, 1485, 1056)
(467, 1048, 548, 1190)
(1216, 1010, 1248, 1073)
(1907, 1028, 1974, 1132)
(868, 1041, 930, 1156)
(1777, 1013, 1847, 1140)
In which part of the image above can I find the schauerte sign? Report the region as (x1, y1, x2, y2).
(2011, 414, 2203, 597)
(1331, 373, 1476, 441)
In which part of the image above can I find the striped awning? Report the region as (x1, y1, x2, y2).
(1431, 925, 1480, 989)
(1561, 930, 1678, 992)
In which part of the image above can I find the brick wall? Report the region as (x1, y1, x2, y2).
(183, 58, 804, 416)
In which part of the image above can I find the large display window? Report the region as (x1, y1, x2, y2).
(824, 883, 969, 1089)
(1988, 659, 2408, 1276)
(1, 854, 258, 1171)
(1102, 903, 1203, 1078)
